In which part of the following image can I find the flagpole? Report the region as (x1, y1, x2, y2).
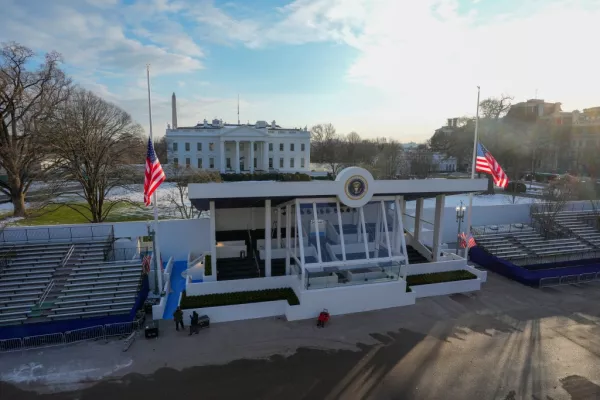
(464, 85, 480, 257)
(146, 64, 163, 295)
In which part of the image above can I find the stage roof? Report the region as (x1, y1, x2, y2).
(188, 178, 488, 210)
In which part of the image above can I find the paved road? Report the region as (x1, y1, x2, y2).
(2, 272, 600, 399)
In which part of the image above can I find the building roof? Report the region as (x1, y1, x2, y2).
(188, 177, 488, 210)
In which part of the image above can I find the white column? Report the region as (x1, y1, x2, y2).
(249, 141, 255, 173)
(432, 194, 446, 262)
(381, 201, 392, 258)
(335, 201, 346, 261)
(414, 198, 424, 242)
(312, 202, 322, 263)
(219, 141, 226, 173)
(209, 201, 217, 278)
(395, 196, 409, 280)
(375, 205, 382, 253)
(263, 141, 269, 171)
(235, 140, 240, 173)
(285, 204, 291, 275)
(295, 200, 306, 285)
(265, 199, 272, 277)
(359, 206, 370, 259)
(276, 208, 281, 248)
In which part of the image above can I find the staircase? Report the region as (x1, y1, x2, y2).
(217, 257, 260, 280)
(406, 245, 428, 264)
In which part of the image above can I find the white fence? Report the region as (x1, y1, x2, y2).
(0, 317, 145, 353)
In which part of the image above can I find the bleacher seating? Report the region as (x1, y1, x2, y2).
(0, 238, 143, 326)
(473, 222, 597, 263)
(547, 211, 600, 247)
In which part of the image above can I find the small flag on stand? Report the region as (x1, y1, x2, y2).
(144, 137, 166, 206)
(142, 255, 151, 274)
(476, 142, 509, 188)
(458, 232, 476, 249)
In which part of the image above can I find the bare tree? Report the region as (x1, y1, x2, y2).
(44, 88, 143, 223)
(164, 165, 221, 219)
(310, 123, 346, 176)
(479, 94, 513, 120)
(530, 178, 575, 238)
(0, 42, 71, 217)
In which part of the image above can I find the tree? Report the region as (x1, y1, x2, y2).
(154, 136, 168, 163)
(44, 88, 143, 223)
(479, 95, 513, 120)
(530, 178, 575, 238)
(345, 131, 361, 165)
(164, 165, 221, 219)
(0, 42, 71, 217)
(310, 123, 346, 176)
(372, 139, 403, 179)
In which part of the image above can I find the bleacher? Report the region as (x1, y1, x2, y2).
(544, 211, 600, 247)
(472, 223, 595, 263)
(0, 238, 143, 326)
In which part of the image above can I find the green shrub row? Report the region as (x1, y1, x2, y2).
(406, 270, 477, 286)
(180, 288, 300, 309)
(204, 254, 212, 276)
(220, 172, 311, 182)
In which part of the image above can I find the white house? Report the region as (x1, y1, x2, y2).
(165, 93, 311, 174)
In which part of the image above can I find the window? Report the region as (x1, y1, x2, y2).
(290, 158, 295, 168)
(253, 142, 258, 151)
(209, 143, 214, 151)
(300, 158, 305, 168)
(173, 157, 179, 166)
(240, 142, 245, 150)
(185, 142, 190, 151)
(197, 158, 203, 168)
(279, 158, 284, 168)
(173, 142, 178, 151)
(269, 143, 273, 151)
(269, 158, 273, 169)
(301, 143, 305, 151)
(226, 158, 231, 169)
(185, 158, 190, 167)
(290, 143, 295, 151)
(197, 143, 202, 151)
(279, 143, 284, 151)
(209, 158, 214, 169)
(254, 158, 257, 168)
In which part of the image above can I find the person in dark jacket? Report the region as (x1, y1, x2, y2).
(173, 307, 184, 331)
(189, 311, 199, 335)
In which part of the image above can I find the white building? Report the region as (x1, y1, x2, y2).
(165, 93, 311, 174)
(431, 153, 457, 173)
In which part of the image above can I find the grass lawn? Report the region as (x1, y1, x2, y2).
(1, 202, 156, 226)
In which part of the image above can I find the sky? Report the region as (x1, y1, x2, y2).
(1, 0, 599, 141)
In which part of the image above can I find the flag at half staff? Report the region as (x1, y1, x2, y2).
(144, 137, 166, 206)
(476, 142, 509, 188)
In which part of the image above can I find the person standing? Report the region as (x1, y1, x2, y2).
(189, 311, 199, 335)
(173, 306, 184, 331)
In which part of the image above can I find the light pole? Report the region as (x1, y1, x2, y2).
(455, 201, 466, 254)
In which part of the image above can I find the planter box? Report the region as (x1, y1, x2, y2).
(412, 278, 482, 298)
(182, 300, 287, 323)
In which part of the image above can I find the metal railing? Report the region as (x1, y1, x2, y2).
(0, 244, 16, 268)
(539, 272, 600, 288)
(0, 225, 114, 244)
(37, 280, 55, 305)
(61, 244, 75, 266)
(0, 316, 146, 353)
(501, 250, 600, 266)
(104, 247, 142, 262)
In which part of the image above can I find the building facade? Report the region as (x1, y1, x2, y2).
(165, 93, 311, 174)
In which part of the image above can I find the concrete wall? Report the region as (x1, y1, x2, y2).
(182, 301, 287, 324)
(412, 279, 482, 298)
(186, 275, 294, 296)
(157, 219, 210, 261)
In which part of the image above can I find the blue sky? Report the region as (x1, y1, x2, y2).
(1, 0, 599, 140)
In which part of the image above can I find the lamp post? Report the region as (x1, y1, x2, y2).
(455, 201, 466, 254)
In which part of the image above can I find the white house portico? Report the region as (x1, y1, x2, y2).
(165, 93, 310, 174)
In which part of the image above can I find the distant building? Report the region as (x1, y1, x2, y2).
(165, 93, 310, 174)
(506, 99, 562, 122)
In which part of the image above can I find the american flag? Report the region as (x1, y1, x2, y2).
(476, 142, 509, 188)
(144, 137, 166, 206)
(142, 255, 151, 274)
(458, 232, 476, 249)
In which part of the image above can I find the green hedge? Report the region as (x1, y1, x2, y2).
(181, 288, 300, 309)
(204, 254, 212, 276)
(406, 270, 477, 286)
(220, 172, 311, 182)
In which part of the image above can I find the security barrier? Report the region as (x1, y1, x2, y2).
(539, 272, 600, 288)
(0, 316, 146, 353)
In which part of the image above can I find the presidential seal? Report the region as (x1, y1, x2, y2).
(345, 175, 368, 200)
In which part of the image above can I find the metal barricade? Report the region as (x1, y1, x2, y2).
(579, 272, 597, 283)
(559, 275, 580, 285)
(105, 322, 135, 339)
(0, 338, 23, 352)
(539, 277, 561, 288)
(23, 333, 65, 350)
(65, 325, 105, 344)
